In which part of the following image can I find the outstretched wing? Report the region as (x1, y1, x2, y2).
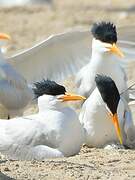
(8, 30, 91, 83)
(118, 26, 135, 62)
(7, 26, 135, 84)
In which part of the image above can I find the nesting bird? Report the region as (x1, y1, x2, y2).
(80, 74, 135, 148)
(0, 80, 85, 160)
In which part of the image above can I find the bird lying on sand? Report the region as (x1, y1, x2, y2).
(0, 80, 85, 160)
(80, 74, 135, 148)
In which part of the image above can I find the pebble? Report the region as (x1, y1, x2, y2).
(4, 167, 10, 171)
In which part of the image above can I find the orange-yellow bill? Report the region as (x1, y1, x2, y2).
(112, 113, 123, 144)
(58, 92, 86, 101)
(0, 33, 11, 40)
(109, 43, 124, 58)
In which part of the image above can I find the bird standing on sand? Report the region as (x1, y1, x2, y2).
(0, 33, 33, 119)
(0, 80, 85, 160)
(80, 74, 135, 148)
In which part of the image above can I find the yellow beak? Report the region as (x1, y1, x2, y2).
(58, 92, 86, 102)
(109, 43, 124, 58)
(111, 113, 123, 144)
(0, 33, 11, 40)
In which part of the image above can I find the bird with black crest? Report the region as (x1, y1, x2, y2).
(79, 74, 135, 148)
(76, 22, 129, 101)
(0, 79, 85, 160)
(8, 21, 135, 104)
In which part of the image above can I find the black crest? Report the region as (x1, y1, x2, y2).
(95, 74, 120, 114)
(91, 22, 117, 44)
(33, 79, 66, 98)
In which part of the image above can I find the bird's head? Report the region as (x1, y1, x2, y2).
(33, 79, 86, 109)
(91, 22, 124, 58)
(95, 74, 123, 145)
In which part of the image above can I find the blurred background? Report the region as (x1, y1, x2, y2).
(0, 0, 134, 55)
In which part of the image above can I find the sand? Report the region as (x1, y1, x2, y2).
(1, 147, 135, 180)
(0, 0, 135, 179)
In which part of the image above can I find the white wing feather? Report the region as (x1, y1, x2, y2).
(8, 30, 91, 83)
(118, 26, 135, 62)
(0, 117, 64, 160)
(0, 108, 84, 160)
(7, 26, 135, 84)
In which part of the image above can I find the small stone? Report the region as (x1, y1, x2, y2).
(4, 167, 10, 171)
(99, 163, 104, 165)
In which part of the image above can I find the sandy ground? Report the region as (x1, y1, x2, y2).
(1, 147, 135, 180)
(0, 0, 135, 179)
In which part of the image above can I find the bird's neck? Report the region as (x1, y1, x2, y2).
(91, 51, 116, 68)
(37, 96, 64, 113)
(38, 103, 56, 112)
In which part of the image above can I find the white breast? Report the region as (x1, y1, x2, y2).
(76, 53, 128, 100)
(80, 89, 123, 147)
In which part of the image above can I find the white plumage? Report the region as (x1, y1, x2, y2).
(1, 24, 134, 117)
(8, 31, 91, 83)
(0, 89, 85, 160)
(75, 22, 135, 100)
(7, 25, 135, 85)
(75, 38, 128, 99)
(80, 75, 135, 148)
(0, 34, 33, 118)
